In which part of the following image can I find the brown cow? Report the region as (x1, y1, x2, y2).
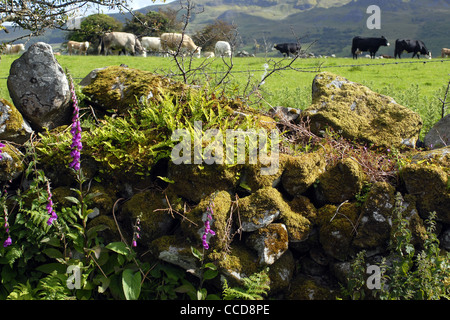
(67, 41, 90, 55)
(442, 48, 450, 58)
(160, 33, 201, 58)
(3, 44, 25, 54)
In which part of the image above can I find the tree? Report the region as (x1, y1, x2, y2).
(67, 14, 123, 42)
(67, 14, 123, 52)
(191, 20, 237, 52)
(159, 7, 183, 32)
(0, 1, 163, 37)
(123, 11, 169, 37)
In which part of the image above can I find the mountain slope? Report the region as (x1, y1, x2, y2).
(144, 0, 449, 57)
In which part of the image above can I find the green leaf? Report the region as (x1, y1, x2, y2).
(203, 262, 217, 270)
(191, 247, 203, 261)
(86, 224, 110, 241)
(35, 263, 67, 275)
(203, 268, 218, 280)
(65, 196, 80, 205)
(42, 248, 63, 259)
(122, 269, 141, 300)
(197, 288, 207, 300)
(157, 176, 175, 184)
(40, 236, 62, 247)
(105, 242, 129, 256)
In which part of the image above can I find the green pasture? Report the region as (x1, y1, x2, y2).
(1, 54, 450, 137)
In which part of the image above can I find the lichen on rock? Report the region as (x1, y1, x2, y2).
(401, 160, 449, 224)
(317, 202, 359, 261)
(281, 151, 327, 197)
(318, 157, 367, 204)
(0, 98, 33, 144)
(121, 189, 179, 244)
(238, 187, 289, 232)
(0, 143, 24, 181)
(246, 223, 289, 265)
(81, 65, 192, 113)
(302, 72, 423, 148)
(180, 190, 232, 252)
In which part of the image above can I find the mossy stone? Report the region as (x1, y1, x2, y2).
(0, 143, 24, 181)
(180, 191, 232, 252)
(317, 202, 359, 261)
(121, 189, 178, 244)
(82, 66, 193, 113)
(0, 98, 32, 144)
(353, 182, 396, 249)
(401, 160, 449, 224)
(239, 187, 289, 232)
(303, 72, 423, 148)
(281, 151, 327, 197)
(318, 157, 366, 204)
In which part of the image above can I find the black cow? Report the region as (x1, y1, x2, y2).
(351, 36, 390, 59)
(273, 43, 301, 57)
(394, 39, 431, 59)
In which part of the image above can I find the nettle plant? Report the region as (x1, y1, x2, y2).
(342, 193, 450, 300)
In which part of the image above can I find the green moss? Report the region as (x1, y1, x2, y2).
(281, 151, 327, 197)
(319, 157, 366, 203)
(239, 153, 288, 193)
(0, 98, 24, 132)
(401, 163, 449, 223)
(287, 275, 337, 300)
(288, 195, 318, 224)
(121, 189, 179, 243)
(239, 187, 289, 231)
(168, 163, 240, 203)
(82, 66, 193, 113)
(208, 243, 259, 281)
(87, 215, 121, 243)
(181, 191, 232, 251)
(317, 202, 359, 260)
(0, 143, 24, 181)
(304, 72, 423, 148)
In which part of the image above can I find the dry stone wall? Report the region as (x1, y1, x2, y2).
(0, 45, 449, 299)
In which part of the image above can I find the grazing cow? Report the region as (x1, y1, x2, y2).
(204, 51, 215, 58)
(351, 36, 390, 59)
(394, 39, 431, 59)
(3, 44, 25, 54)
(141, 37, 162, 55)
(273, 43, 301, 58)
(98, 32, 145, 56)
(215, 41, 232, 57)
(67, 41, 90, 55)
(441, 48, 450, 58)
(160, 33, 201, 58)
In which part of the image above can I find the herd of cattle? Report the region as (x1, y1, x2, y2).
(2, 31, 450, 60)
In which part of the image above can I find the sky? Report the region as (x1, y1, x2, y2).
(88, 0, 175, 15)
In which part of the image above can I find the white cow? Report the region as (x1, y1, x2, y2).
(3, 44, 25, 54)
(67, 41, 90, 55)
(203, 51, 215, 58)
(98, 32, 145, 56)
(160, 33, 201, 58)
(141, 37, 162, 55)
(215, 41, 232, 57)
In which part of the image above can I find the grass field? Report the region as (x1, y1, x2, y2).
(1, 54, 450, 137)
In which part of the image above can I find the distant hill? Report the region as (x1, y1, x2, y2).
(2, 0, 450, 57)
(136, 0, 450, 57)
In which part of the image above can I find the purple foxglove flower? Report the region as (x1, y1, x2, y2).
(3, 236, 12, 247)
